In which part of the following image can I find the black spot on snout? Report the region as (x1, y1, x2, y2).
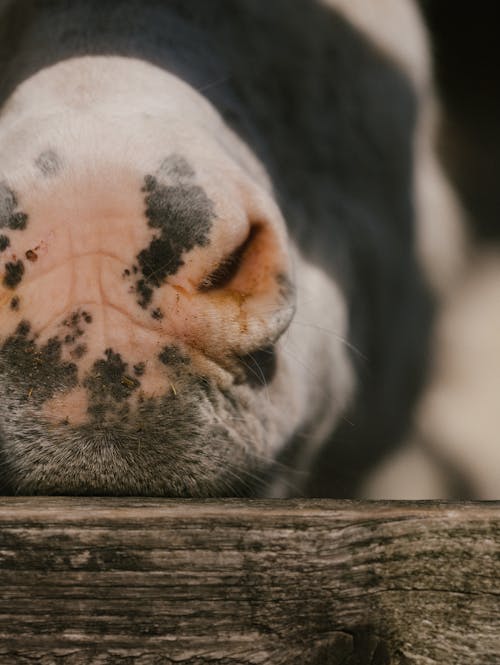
(83, 349, 140, 421)
(0, 321, 78, 403)
(133, 362, 146, 376)
(3, 260, 24, 289)
(0, 183, 28, 231)
(134, 158, 215, 308)
(158, 345, 190, 368)
(0, 235, 10, 251)
(62, 309, 91, 332)
(35, 149, 62, 177)
(10, 296, 19, 310)
(70, 344, 87, 360)
(60, 309, 92, 352)
(158, 154, 196, 180)
(151, 307, 163, 320)
(237, 346, 277, 388)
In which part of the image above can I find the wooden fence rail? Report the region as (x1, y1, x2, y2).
(0, 498, 498, 664)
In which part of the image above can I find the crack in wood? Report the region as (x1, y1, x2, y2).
(0, 499, 498, 664)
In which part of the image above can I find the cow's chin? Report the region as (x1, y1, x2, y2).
(0, 373, 291, 497)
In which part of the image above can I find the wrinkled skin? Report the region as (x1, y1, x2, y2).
(0, 0, 459, 496)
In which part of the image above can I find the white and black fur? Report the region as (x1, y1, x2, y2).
(0, 0, 467, 497)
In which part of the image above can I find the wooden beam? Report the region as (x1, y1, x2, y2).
(0, 499, 498, 664)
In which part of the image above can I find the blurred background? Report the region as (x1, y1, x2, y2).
(419, 1, 500, 244)
(358, 2, 500, 499)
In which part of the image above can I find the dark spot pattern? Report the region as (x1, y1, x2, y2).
(25, 249, 38, 262)
(151, 307, 163, 320)
(60, 309, 91, 352)
(10, 296, 19, 310)
(62, 310, 89, 333)
(136, 279, 153, 308)
(0, 235, 10, 251)
(70, 344, 88, 360)
(134, 158, 215, 307)
(3, 260, 24, 289)
(0, 183, 28, 231)
(133, 362, 146, 377)
(158, 345, 190, 368)
(0, 320, 78, 403)
(34, 149, 62, 177)
(83, 348, 140, 421)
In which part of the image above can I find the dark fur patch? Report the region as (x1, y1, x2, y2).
(158, 345, 190, 368)
(0, 183, 28, 231)
(10, 296, 19, 310)
(134, 163, 215, 308)
(3, 260, 24, 289)
(34, 149, 61, 177)
(83, 349, 140, 422)
(0, 234, 10, 251)
(70, 343, 87, 359)
(0, 320, 78, 403)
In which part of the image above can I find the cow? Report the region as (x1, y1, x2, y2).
(0, 0, 465, 497)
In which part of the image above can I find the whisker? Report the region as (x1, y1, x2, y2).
(289, 319, 366, 359)
(237, 354, 272, 402)
(197, 76, 231, 93)
(251, 449, 309, 481)
(218, 461, 266, 496)
(279, 340, 329, 393)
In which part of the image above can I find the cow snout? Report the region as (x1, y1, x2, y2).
(0, 55, 298, 495)
(0, 157, 294, 415)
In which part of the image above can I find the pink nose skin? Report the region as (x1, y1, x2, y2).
(0, 153, 294, 443)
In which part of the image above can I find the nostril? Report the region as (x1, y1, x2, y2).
(165, 206, 293, 360)
(198, 224, 261, 293)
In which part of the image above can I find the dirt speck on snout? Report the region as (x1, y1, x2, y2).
(25, 249, 38, 262)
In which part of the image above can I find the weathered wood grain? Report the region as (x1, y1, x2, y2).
(0, 499, 498, 664)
